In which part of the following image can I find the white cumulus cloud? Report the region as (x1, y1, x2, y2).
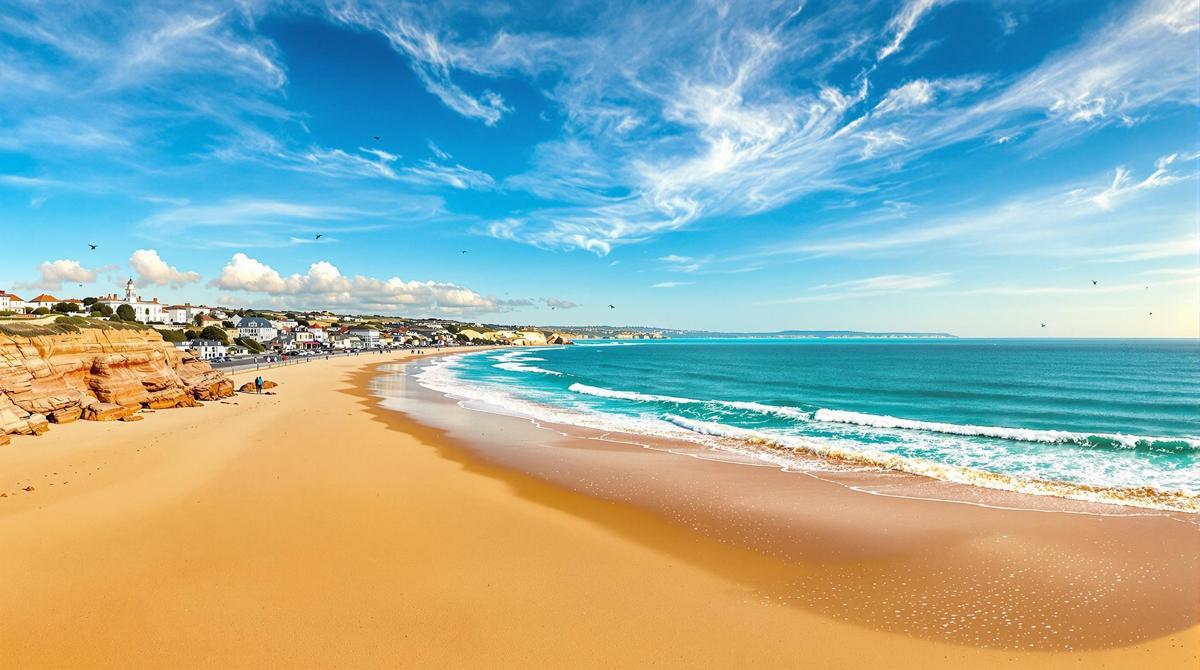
(129, 249, 201, 287)
(20, 259, 97, 290)
(210, 253, 498, 314)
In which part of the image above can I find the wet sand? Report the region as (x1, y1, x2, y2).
(0, 349, 1196, 668)
(375, 356, 1200, 654)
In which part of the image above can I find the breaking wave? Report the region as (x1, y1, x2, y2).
(412, 352, 1200, 513)
(813, 409, 1200, 454)
(662, 415, 1200, 513)
(568, 382, 812, 420)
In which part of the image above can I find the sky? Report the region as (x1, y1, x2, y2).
(1, 0, 1197, 337)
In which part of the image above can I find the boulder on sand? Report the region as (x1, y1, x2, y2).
(84, 402, 132, 422)
(238, 380, 278, 393)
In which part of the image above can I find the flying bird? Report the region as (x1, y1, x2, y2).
(1091, 280, 1097, 285)
(373, 136, 380, 141)
(608, 304, 615, 309)
(461, 250, 468, 254)
(1040, 323, 1046, 328)
(315, 234, 323, 240)
(88, 244, 97, 250)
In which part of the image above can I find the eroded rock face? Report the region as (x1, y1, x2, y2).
(0, 328, 235, 439)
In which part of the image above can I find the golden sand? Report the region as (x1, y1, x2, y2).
(0, 349, 1196, 668)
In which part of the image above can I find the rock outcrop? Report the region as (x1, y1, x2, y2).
(0, 327, 235, 440)
(546, 333, 574, 345)
(237, 380, 278, 393)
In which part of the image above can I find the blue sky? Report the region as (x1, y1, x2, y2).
(1, 0, 1197, 336)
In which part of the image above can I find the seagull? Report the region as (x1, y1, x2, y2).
(1091, 280, 1098, 285)
(88, 244, 97, 250)
(461, 250, 468, 254)
(608, 304, 615, 309)
(315, 234, 323, 240)
(373, 136, 380, 141)
(1040, 323, 1046, 328)
(1149, 312, 1153, 316)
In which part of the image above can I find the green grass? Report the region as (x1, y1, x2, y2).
(0, 317, 155, 337)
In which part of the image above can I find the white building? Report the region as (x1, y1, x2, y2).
(237, 316, 278, 343)
(98, 278, 165, 323)
(175, 339, 228, 361)
(0, 291, 27, 313)
(332, 336, 362, 350)
(27, 293, 63, 311)
(287, 326, 323, 350)
(166, 303, 212, 325)
(348, 327, 381, 347)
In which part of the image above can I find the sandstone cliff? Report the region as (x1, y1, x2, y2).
(0, 327, 234, 439)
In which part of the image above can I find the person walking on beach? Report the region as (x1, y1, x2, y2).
(255, 375, 264, 394)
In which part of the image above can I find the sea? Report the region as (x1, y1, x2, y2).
(414, 338, 1200, 512)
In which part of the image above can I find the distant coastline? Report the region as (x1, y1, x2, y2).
(558, 327, 957, 339)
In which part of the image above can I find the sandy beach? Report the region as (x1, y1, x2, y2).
(1, 349, 1196, 668)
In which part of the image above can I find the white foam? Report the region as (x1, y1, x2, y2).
(409, 354, 1200, 513)
(720, 400, 812, 420)
(568, 382, 699, 404)
(493, 361, 563, 376)
(569, 382, 811, 420)
(813, 408, 1200, 450)
(662, 415, 1200, 513)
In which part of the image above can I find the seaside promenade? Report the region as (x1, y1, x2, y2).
(0, 349, 1194, 668)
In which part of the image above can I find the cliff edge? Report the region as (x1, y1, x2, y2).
(0, 326, 234, 442)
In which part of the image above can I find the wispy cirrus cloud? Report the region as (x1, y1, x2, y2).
(813, 273, 952, 292)
(756, 151, 1198, 261)
(137, 197, 436, 249)
(409, 0, 1197, 255)
(328, 4, 511, 125)
(876, 0, 950, 62)
(759, 272, 951, 305)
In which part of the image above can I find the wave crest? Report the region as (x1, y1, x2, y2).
(568, 383, 812, 420)
(663, 415, 1200, 513)
(813, 409, 1200, 453)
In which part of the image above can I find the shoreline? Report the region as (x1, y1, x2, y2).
(421, 348, 1200, 514)
(0, 349, 1195, 668)
(377, 354, 1200, 652)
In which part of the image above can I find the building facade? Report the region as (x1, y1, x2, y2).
(237, 316, 278, 343)
(175, 339, 228, 361)
(0, 291, 27, 313)
(98, 278, 165, 323)
(166, 303, 213, 325)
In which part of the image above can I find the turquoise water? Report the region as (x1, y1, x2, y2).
(417, 339, 1200, 511)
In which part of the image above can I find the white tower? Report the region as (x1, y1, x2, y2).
(124, 277, 136, 302)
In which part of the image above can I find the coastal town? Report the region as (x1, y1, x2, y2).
(0, 278, 667, 361)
